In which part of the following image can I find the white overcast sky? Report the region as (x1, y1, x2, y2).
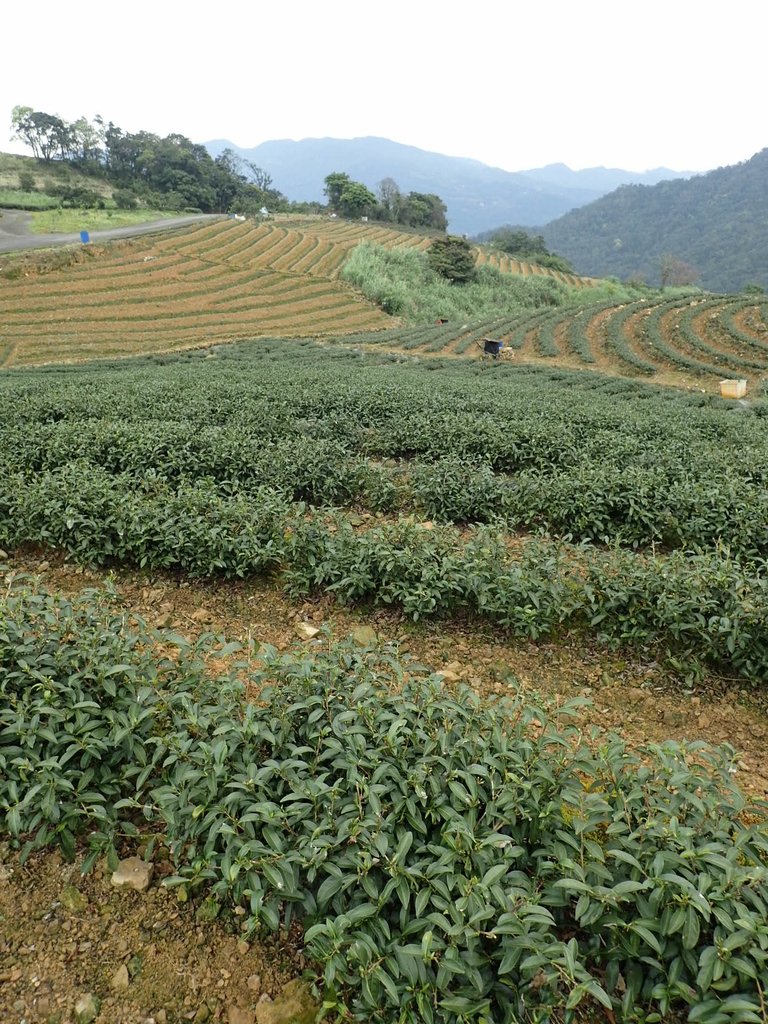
(2, 0, 765, 174)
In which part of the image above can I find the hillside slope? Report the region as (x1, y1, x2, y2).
(1, 214, 603, 368)
(3, 213, 767, 396)
(542, 149, 768, 292)
(0, 218, 399, 366)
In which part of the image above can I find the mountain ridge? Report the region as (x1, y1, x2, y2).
(203, 135, 692, 236)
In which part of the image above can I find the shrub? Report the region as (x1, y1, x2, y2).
(47, 183, 104, 209)
(427, 235, 477, 283)
(1, 569, 767, 1023)
(408, 456, 505, 523)
(112, 188, 138, 210)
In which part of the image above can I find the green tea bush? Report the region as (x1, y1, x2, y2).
(1, 569, 767, 1023)
(0, 573, 191, 862)
(2, 347, 768, 681)
(408, 457, 506, 524)
(2, 462, 768, 680)
(583, 544, 768, 681)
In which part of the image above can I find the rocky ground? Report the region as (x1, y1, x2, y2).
(0, 845, 314, 1024)
(2, 550, 767, 1023)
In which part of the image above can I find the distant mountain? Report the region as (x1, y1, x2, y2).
(541, 149, 768, 293)
(203, 136, 690, 236)
(518, 162, 697, 193)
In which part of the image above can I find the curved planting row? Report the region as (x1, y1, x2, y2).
(3, 345, 767, 560)
(336, 316, 533, 359)
(674, 301, 768, 373)
(0, 217, 460, 367)
(429, 293, 768, 390)
(1, 272, 381, 330)
(474, 248, 593, 287)
(717, 300, 768, 357)
(599, 295, 768, 385)
(2, 463, 768, 684)
(5, 209, 768, 385)
(2, 343, 768, 688)
(4, 573, 767, 1024)
(0, 219, 406, 366)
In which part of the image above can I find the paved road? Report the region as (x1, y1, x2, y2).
(0, 210, 221, 253)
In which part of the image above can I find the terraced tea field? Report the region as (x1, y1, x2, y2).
(344, 293, 768, 395)
(474, 246, 593, 287)
(0, 216, 601, 369)
(0, 218, 431, 366)
(3, 283, 768, 1023)
(3, 214, 766, 396)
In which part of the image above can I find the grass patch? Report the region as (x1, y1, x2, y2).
(0, 189, 60, 210)
(341, 241, 648, 325)
(29, 207, 181, 233)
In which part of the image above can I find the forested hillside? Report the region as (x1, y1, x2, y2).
(541, 149, 768, 293)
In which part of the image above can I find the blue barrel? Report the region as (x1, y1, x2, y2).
(80, 230, 90, 244)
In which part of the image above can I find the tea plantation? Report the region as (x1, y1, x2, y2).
(1, 340, 767, 1023)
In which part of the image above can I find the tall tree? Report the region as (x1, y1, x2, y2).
(245, 163, 273, 192)
(377, 177, 403, 222)
(427, 235, 476, 283)
(323, 172, 352, 211)
(491, 228, 548, 257)
(402, 192, 447, 231)
(659, 253, 699, 288)
(338, 181, 377, 219)
(69, 115, 105, 165)
(10, 106, 69, 162)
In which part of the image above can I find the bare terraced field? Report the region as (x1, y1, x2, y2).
(0, 218, 431, 366)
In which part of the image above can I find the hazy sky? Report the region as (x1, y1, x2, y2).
(3, 0, 765, 174)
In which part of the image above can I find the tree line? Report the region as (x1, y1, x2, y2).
(323, 172, 447, 231)
(9, 106, 294, 215)
(9, 107, 451, 229)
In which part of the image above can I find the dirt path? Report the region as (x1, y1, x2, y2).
(0, 848, 313, 1024)
(0, 210, 221, 253)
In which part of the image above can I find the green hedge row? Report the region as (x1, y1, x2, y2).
(1, 571, 767, 1023)
(1, 468, 767, 683)
(2, 418, 768, 558)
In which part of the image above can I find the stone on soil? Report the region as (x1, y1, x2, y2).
(296, 622, 320, 640)
(60, 884, 89, 912)
(351, 625, 377, 647)
(74, 992, 101, 1023)
(227, 1006, 255, 1024)
(254, 980, 318, 1024)
(246, 973, 262, 994)
(111, 856, 154, 892)
(111, 963, 130, 990)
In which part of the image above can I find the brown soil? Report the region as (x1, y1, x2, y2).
(2, 550, 768, 1023)
(0, 222, 393, 369)
(0, 848, 313, 1024)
